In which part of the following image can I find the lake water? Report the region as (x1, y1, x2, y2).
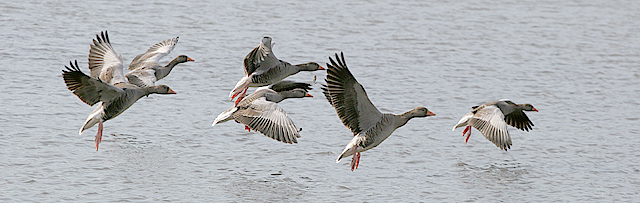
(1, 0, 639, 202)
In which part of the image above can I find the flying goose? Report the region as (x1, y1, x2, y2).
(452, 99, 538, 150)
(125, 36, 194, 88)
(229, 37, 324, 105)
(214, 81, 313, 144)
(322, 52, 436, 171)
(62, 31, 177, 151)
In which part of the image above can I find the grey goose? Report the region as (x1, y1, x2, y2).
(214, 81, 313, 144)
(322, 52, 436, 171)
(452, 99, 538, 150)
(62, 31, 177, 150)
(229, 37, 324, 106)
(125, 36, 194, 87)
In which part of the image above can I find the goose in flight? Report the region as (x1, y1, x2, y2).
(322, 52, 436, 171)
(62, 31, 178, 150)
(214, 81, 313, 144)
(125, 36, 194, 88)
(452, 99, 538, 150)
(229, 37, 324, 105)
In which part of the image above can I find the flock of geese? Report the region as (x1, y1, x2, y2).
(62, 31, 538, 171)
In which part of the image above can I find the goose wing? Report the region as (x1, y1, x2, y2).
(322, 52, 383, 134)
(88, 31, 127, 85)
(244, 37, 279, 75)
(504, 110, 534, 132)
(469, 105, 511, 150)
(495, 99, 533, 131)
(62, 60, 123, 106)
(233, 98, 301, 144)
(496, 101, 535, 132)
(129, 37, 179, 70)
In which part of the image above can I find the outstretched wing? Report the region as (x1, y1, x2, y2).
(504, 109, 535, 132)
(88, 31, 127, 85)
(233, 98, 301, 144)
(322, 52, 383, 134)
(129, 37, 179, 70)
(243, 37, 279, 75)
(469, 105, 512, 150)
(62, 60, 123, 106)
(495, 100, 535, 132)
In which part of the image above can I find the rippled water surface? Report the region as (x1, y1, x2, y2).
(2, 0, 639, 202)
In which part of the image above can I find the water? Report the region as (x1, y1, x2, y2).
(1, 0, 639, 201)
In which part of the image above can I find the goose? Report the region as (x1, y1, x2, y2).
(213, 81, 313, 144)
(322, 52, 436, 171)
(452, 99, 538, 150)
(229, 37, 324, 105)
(125, 36, 194, 87)
(62, 31, 177, 151)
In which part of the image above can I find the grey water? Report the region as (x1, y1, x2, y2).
(1, 0, 639, 202)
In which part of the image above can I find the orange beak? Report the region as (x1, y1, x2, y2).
(168, 89, 177, 94)
(318, 66, 326, 70)
(427, 110, 436, 116)
(187, 57, 195, 62)
(532, 107, 538, 112)
(305, 93, 313, 97)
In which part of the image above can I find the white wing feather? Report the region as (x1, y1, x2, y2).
(234, 98, 300, 143)
(470, 105, 511, 149)
(88, 32, 127, 85)
(129, 37, 179, 70)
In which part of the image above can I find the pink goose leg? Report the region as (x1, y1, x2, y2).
(463, 126, 472, 143)
(234, 87, 249, 106)
(231, 84, 248, 100)
(351, 146, 361, 171)
(95, 121, 103, 151)
(355, 152, 361, 170)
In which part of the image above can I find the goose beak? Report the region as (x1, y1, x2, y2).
(304, 93, 313, 97)
(168, 89, 177, 94)
(187, 57, 195, 62)
(532, 107, 538, 112)
(427, 110, 436, 116)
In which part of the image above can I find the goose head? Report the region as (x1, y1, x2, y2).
(298, 62, 325, 71)
(151, 85, 177, 94)
(405, 107, 436, 118)
(175, 55, 195, 63)
(280, 88, 313, 99)
(520, 104, 538, 112)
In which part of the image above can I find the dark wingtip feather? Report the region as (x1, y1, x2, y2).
(95, 31, 110, 45)
(323, 52, 364, 134)
(63, 60, 82, 73)
(328, 57, 337, 69)
(104, 30, 110, 44)
(62, 60, 87, 91)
